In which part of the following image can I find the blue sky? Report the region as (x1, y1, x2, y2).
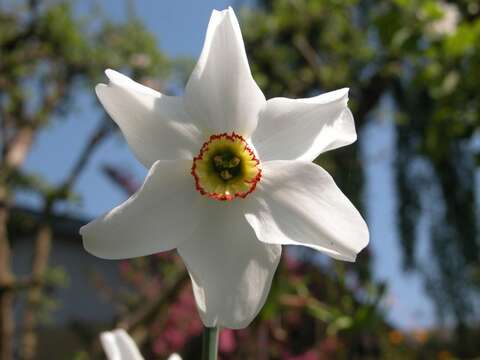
(20, 0, 435, 330)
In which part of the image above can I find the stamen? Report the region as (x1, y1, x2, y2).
(220, 170, 233, 180)
(213, 155, 224, 167)
(228, 157, 241, 168)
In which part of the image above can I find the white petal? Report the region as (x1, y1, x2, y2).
(100, 330, 144, 360)
(184, 8, 265, 137)
(100, 329, 143, 360)
(96, 69, 203, 168)
(112, 330, 144, 360)
(81, 160, 203, 259)
(244, 161, 369, 261)
(100, 331, 121, 360)
(252, 88, 356, 161)
(167, 354, 182, 360)
(177, 203, 281, 329)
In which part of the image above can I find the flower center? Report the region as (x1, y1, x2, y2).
(191, 133, 261, 201)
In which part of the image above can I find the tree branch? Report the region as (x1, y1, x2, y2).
(19, 120, 112, 360)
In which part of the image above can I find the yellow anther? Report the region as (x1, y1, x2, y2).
(227, 157, 241, 168)
(220, 170, 233, 180)
(214, 155, 224, 167)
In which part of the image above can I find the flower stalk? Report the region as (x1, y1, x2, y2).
(202, 326, 219, 360)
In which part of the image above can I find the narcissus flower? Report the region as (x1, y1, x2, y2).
(100, 329, 181, 360)
(81, 7, 369, 329)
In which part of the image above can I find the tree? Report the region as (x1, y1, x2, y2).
(242, 0, 479, 341)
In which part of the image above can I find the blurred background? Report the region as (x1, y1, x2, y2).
(0, 0, 479, 359)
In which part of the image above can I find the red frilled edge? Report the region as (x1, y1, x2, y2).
(191, 132, 262, 201)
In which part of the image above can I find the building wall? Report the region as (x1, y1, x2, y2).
(12, 234, 126, 325)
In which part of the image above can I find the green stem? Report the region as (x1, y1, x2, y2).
(201, 326, 219, 360)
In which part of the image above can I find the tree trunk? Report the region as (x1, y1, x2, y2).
(0, 185, 14, 360)
(20, 224, 52, 360)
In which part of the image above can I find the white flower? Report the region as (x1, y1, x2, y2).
(428, 1, 460, 36)
(81, 7, 369, 329)
(100, 329, 181, 360)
